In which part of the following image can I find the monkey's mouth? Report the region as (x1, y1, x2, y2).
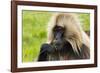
(52, 39, 66, 51)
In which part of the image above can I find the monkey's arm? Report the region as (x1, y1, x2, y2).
(38, 43, 54, 61)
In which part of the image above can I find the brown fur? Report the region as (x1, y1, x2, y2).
(47, 13, 90, 57)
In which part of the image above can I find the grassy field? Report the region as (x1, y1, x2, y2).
(22, 11, 90, 62)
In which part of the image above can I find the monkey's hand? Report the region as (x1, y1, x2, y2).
(40, 43, 55, 54)
(38, 43, 55, 61)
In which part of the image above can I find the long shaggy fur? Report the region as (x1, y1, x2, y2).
(47, 13, 90, 56)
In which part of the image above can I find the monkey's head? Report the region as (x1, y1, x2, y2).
(51, 25, 66, 50)
(47, 13, 83, 53)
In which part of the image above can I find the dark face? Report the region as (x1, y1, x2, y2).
(52, 26, 65, 50)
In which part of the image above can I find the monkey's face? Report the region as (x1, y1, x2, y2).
(52, 26, 65, 50)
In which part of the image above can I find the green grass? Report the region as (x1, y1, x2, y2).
(22, 11, 90, 62)
(78, 13, 90, 31)
(22, 11, 52, 62)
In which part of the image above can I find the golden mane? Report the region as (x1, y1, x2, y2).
(47, 13, 90, 54)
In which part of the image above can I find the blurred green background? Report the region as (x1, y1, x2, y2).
(22, 11, 90, 62)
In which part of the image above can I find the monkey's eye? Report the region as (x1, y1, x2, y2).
(53, 26, 64, 32)
(57, 27, 62, 30)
